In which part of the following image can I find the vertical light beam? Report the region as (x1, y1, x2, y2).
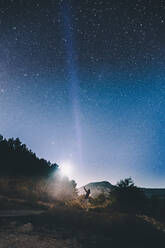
(60, 0, 83, 163)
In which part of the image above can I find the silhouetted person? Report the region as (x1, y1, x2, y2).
(84, 187, 91, 211)
(84, 187, 90, 199)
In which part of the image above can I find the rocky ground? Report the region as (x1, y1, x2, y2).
(1, 209, 165, 248)
(0, 220, 82, 248)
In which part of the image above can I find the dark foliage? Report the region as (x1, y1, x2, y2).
(0, 134, 58, 177)
(145, 195, 165, 221)
(110, 177, 147, 213)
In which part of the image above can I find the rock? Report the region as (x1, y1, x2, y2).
(9, 221, 17, 227)
(17, 222, 33, 233)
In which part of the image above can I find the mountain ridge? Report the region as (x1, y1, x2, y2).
(78, 180, 165, 198)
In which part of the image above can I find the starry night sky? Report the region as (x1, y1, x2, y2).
(0, 0, 165, 187)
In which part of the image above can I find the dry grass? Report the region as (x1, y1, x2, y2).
(66, 194, 111, 212)
(24, 206, 165, 247)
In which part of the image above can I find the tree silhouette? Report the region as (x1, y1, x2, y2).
(110, 177, 146, 213)
(0, 135, 59, 177)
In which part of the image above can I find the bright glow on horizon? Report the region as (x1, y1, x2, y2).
(59, 161, 73, 179)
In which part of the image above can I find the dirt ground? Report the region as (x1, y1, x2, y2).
(1, 209, 165, 248)
(0, 221, 82, 248)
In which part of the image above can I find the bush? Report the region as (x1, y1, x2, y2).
(110, 178, 147, 213)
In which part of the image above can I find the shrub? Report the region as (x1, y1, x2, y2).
(110, 177, 146, 213)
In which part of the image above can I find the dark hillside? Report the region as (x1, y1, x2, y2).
(0, 135, 58, 177)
